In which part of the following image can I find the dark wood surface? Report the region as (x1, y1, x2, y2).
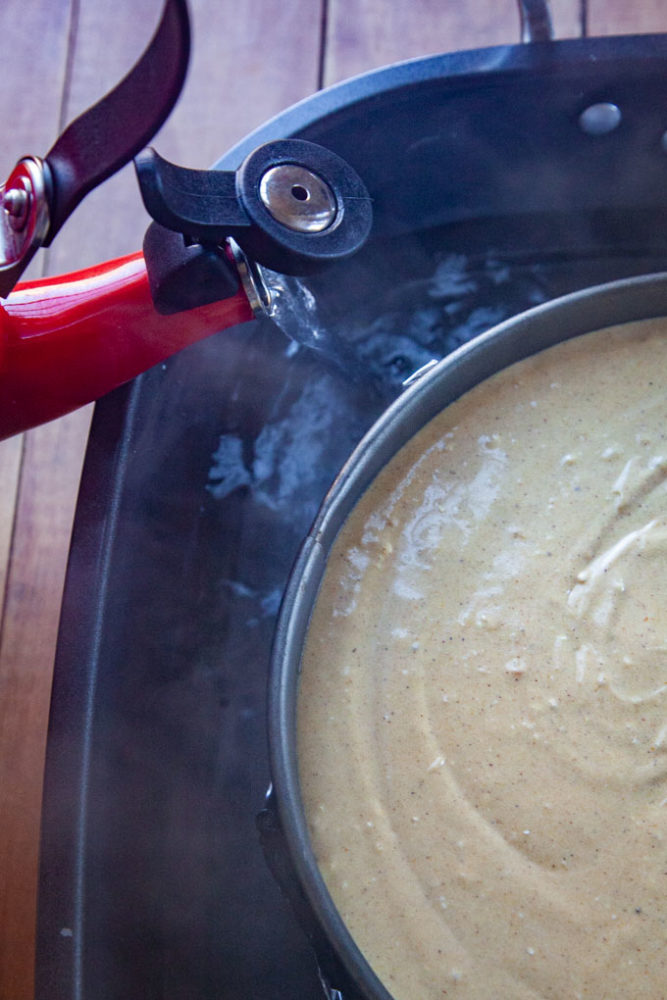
(0, 1, 662, 997)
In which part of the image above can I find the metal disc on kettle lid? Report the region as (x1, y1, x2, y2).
(259, 164, 337, 233)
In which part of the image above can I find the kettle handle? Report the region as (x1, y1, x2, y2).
(0, 0, 190, 297)
(0, 254, 253, 440)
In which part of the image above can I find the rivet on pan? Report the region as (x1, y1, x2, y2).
(578, 102, 622, 136)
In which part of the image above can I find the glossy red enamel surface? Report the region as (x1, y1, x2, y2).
(0, 252, 253, 438)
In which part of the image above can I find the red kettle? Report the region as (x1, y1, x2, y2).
(0, 0, 371, 440)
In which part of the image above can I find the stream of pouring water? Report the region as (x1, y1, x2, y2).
(255, 251, 562, 393)
(259, 266, 361, 373)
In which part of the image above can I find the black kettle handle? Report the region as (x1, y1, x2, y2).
(0, 0, 190, 298)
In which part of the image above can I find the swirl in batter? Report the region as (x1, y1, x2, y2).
(298, 318, 667, 1000)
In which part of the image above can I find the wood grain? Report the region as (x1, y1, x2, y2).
(0, 0, 74, 282)
(0, 4, 74, 998)
(0, 436, 23, 612)
(588, 0, 667, 35)
(325, 0, 581, 85)
(0, 413, 90, 1000)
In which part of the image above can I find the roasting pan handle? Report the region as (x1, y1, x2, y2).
(518, 0, 554, 42)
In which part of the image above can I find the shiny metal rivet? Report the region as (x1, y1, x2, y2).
(578, 102, 622, 136)
(2, 186, 30, 231)
(259, 164, 337, 233)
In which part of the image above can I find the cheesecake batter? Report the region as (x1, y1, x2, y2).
(298, 318, 667, 999)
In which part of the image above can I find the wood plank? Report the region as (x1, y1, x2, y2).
(588, 0, 667, 35)
(325, 0, 582, 85)
(0, 0, 74, 282)
(0, 0, 73, 624)
(0, 436, 23, 608)
(0, 4, 74, 1000)
(548, 0, 585, 37)
(0, 412, 90, 1000)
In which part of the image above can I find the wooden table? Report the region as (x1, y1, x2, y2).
(0, 1, 659, 996)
